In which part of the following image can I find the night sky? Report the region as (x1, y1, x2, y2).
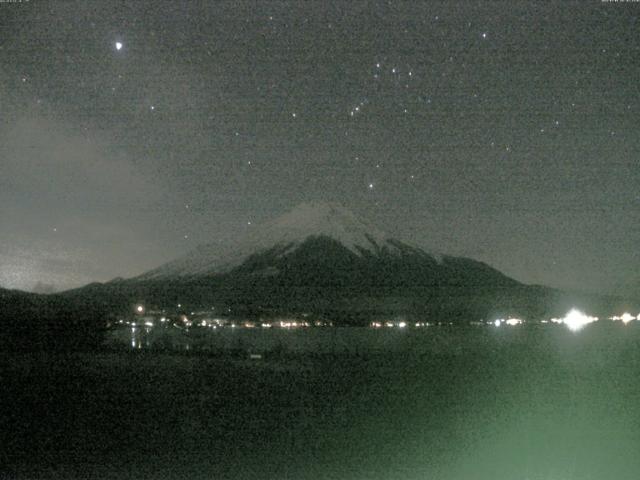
(1, 1, 639, 295)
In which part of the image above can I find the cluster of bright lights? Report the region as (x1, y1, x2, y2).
(370, 321, 412, 328)
(553, 309, 599, 332)
(492, 317, 524, 327)
(274, 320, 311, 328)
(610, 312, 639, 324)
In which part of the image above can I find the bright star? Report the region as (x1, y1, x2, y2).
(115, 42, 123, 51)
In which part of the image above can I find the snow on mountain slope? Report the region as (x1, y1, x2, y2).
(139, 201, 439, 279)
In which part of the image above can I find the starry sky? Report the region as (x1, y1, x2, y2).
(1, 0, 639, 295)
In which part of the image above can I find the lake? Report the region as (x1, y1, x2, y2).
(3, 322, 640, 479)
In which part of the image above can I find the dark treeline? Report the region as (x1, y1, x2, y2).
(0, 288, 110, 352)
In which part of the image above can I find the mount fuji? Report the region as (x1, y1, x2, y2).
(92, 201, 539, 322)
(136, 201, 516, 286)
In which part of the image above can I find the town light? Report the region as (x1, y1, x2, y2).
(563, 309, 597, 332)
(505, 318, 523, 326)
(621, 313, 635, 324)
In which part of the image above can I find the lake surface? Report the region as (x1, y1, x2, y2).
(3, 322, 640, 479)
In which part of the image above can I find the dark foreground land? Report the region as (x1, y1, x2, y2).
(2, 324, 640, 480)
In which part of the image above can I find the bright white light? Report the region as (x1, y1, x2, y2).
(621, 312, 635, 324)
(505, 318, 523, 326)
(563, 308, 597, 332)
(398, 322, 407, 328)
(136, 305, 144, 314)
(144, 321, 153, 327)
(494, 319, 501, 327)
(115, 42, 123, 51)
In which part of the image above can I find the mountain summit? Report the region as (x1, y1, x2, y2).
(137, 201, 518, 292)
(140, 201, 439, 279)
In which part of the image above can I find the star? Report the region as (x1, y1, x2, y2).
(368, 183, 374, 189)
(481, 32, 487, 39)
(115, 41, 123, 51)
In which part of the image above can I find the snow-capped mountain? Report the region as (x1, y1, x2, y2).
(139, 201, 443, 280)
(4, 203, 631, 331)
(118, 201, 538, 322)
